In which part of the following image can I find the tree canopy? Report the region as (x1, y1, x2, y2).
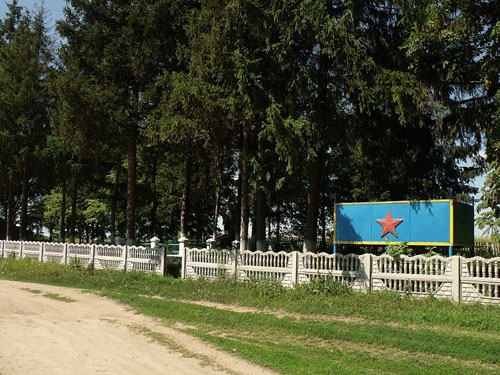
(0, 0, 497, 248)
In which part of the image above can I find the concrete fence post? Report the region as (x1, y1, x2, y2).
(231, 240, 239, 279)
(451, 256, 462, 303)
(179, 237, 188, 279)
(40, 242, 44, 262)
(150, 236, 163, 275)
(63, 243, 68, 264)
(362, 254, 373, 292)
(291, 251, 300, 286)
(206, 238, 215, 250)
(156, 247, 166, 276)
(150, 236, 160, 249)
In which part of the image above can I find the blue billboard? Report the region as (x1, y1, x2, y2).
(334, 200, 473, 247)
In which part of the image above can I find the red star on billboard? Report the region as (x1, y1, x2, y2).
(376, 210, 403, 238)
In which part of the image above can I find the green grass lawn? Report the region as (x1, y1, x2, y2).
(1, 257, 500, 374)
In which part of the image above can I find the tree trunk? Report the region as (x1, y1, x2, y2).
(303, 39, 329, 253)
(239, 130, 249, 251)
(199, 166, 209, 243)
(254, 183, 266, 251)
(60, 178, 67, 242)
(303, 148, 326, 253)
(3, 199, 7, 240)
(180, 157, 192, 238)
(234, 157, 242, 242)
(255, 135, 266, 251)
(125, 132, 137, 245)
(276, 200, 281, 246)
(6, 174, 15, 240)
(20, 154, 29, 240)
(320, 199, 327, 253)
(150, 151, 158, 238)
(110, 163, 121, 243)
(69, 174, 78, 243)
(213, 185, 221, 242)
(212, 154, 223, 240)
(267, 215, 271, 239)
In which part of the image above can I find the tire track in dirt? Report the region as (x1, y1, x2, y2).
(0, 280, 275, 375)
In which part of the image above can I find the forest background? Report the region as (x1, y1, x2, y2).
(0, 0, 499, 252)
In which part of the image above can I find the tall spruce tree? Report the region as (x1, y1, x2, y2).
(0, 1, 53, 240)
(56, 0, 188, 244)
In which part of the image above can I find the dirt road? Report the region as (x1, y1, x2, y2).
(0, 280, 273, 375)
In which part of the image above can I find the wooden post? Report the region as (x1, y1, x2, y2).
(1, 240, 5, 258)
(451, 256, 462, 303)
(19, 241, 24, 259)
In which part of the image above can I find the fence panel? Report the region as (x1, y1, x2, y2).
(94, 245, 124, 270)
(127, 246, 161, 273)
(298, 252, 364, 289)
(237, 251, 293, 286)
(22, 241, 43, 261)
(462, 257, 500, 303)
(67, 244, 93, 267)
(0, 240, 163, 275)
(42, 243, 65, 264)
(185, 248, 233, 279)
(4, 241, 21, 258)
(372, 255, 453, 298)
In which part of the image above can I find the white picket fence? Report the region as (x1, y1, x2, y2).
(0, 240, 168, 275)
(184, 247, 500, 304)
(2, 239, 500, 304)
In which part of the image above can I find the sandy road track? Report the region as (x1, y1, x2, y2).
(0, 280, 274, 375)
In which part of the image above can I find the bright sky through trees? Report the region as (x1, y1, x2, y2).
(0, 0, 65, 35)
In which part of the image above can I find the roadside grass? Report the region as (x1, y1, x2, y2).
(42, 292, 76, 303)
(21, 287, 41, 294)
(1, 257, 500, 374)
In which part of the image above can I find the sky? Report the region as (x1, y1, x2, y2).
(0, 0, 490, 238)
(0, 0, 66, 36)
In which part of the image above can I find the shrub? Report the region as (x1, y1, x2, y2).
(294, 275, 353, 297)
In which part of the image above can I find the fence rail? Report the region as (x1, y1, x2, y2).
(2, 239, 500, 304)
